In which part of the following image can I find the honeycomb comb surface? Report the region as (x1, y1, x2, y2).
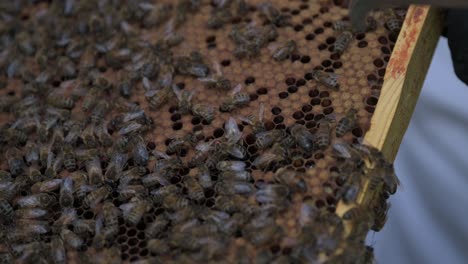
(0, 0, 403, 263)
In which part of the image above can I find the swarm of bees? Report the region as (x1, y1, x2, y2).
(0, 0, 405, 263)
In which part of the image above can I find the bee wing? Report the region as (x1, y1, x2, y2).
(332, 143, 352, 159)
(195, 140, 214, 152)
(198, 77, 216, 83)
(171, 84, 182, 100)
(152, 150, 171, 159)
(258, 102, 265, 121)
(231, 83, 243, 95)
(267, 42, 281, 53)
(119, 202, 136, 215)
(225, 117, 242, 143)
(237, 115, 253, 125)
(142, 77, 154, 92)
(212, 59, 222, 76)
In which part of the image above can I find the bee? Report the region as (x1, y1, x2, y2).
(216, 160, 246, 172)
(31, 178, 62, 194)
(173, 84, 194, 115)
(175, 52, 210, 78)
(214, 180, 255, 195)
(247, 224, 283, 247)
(14, 207, 49, 220)
(184, 177, 205, 201)
(62, 145, 76, 172)
(334, 31, 354, 54)
(164, 19, 185, 48)
(333, 20, 352, 31)
(120, 198, 151, 225)
(50, 236, 66, 264)
(6, 147, 25, 176)
(83, 186, 109, 208)
(151, 185, 180, 204)
(59, 177, 74, 208)
(167, 136, 189, 155)
(120, 166, 148, 186)
(46, 95, 74, 110)
(311, 70, 339, 90)
(290, 124, 315, 152)
(219, 169, 252, 182)
(73, 219, 95, 235)
(95, 122, 113, 147)
(255, 129, 285, 150)
(102, 201, 120, 227)
(81, 124, 97, 147)
(253, 142, 288, 171)
(162, 192, 190, 210)
(342, 184, 360, 204)
(199, 61, 231, 90)
(145, 84, 173, 111)
(273, 168, 307, 192)
(215, 195, 237, 214)
(142, 3, 173, 28)
(255, 183, 290, 205)
(259, 3, 290, 27)
(104, 152, 128, 182)
(385, 9, 402, 32)
(16, 219, 51, 235)
(16, 193, 56, 208)
(314, 118, 334, 150)
(146, 215, 170, 238)
(60, 229, 83, 249)
(192, 103, 215, 123)
(147, 239, 170, 255)
(272, 40, 297, 61)
(336, 109, 358, 137)
(54, 208, 78, 227)
(130, 135, 149, 166)
(189, 141, 214, 167)
(219, 84, 250, 112)
(372, 196, 389, 232)
(64, 121, 83, 145)
(85, 155, 104, 185)
(142, 173, 170, 189)
(0, 199, 13, 220)
(238, 103, 266, 133)
(193, 165, 212, 189)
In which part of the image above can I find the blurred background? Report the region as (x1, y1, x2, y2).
(373, 38, 468, 264)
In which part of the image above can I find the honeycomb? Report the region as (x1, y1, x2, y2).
(0, 0, 403, 263)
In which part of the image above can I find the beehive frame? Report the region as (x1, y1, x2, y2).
(0, 2, 444, 263)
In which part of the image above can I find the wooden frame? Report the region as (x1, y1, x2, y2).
(365, 5, 443, 162)
(336, 6, 443, 217)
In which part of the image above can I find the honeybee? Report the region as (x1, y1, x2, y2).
(102, 201, 120, 227)
(247, 224, 283, 247)
(16, 193, 56, 208)
(85, 155, 104, 185)
(199, 61, 231, 90)
(59, 177, 74, 208)
(220, 84, 250, 112)
(145, 85, 173, 110)
(142, 173, 170, 188)
(54, 208, 78, 227)
(255, 183, 290, 205)
(173, 85, 194, 115)
(63, 145, 76, 172)
(120, 198, 151, 225)
(60, 229, 83, 249)
(194, 165, 212, 189)
(81, 124, 97, 147)
(216, 160, 246, 172)
(105, 152, 128, 182)
(95, 122, 113, 147)
(238, 102, 265, 133)
(333, 20, 352, 32)
(272, 40, 296, 61)
(6, 147, 25, 176)
(73, 219, 95, 235)
(311, 70, 339, 90)
(192, 103, 215, 123)
(315, 118, 334, 150)
(342, 184, 360, 204)
(273, 168, 307, 192)
(46, 94, 74, 110)
(142, 3, 172, 28)
(147, 239, 170, 255)
(215, 195, 237, 214)
(334, 31, 354, 54)
(184, 177, 205, 202)
(372, 196, 389, 232)
(290, 123, 315, 152)
(145, 215, 170, 238)
(162, 192, 190, 210)
(50, 236, 66, 264)
(131, 135, 149, 166)
(64, 121, 83, 145)
(83, 186, 109, 208)
(219, 169, 252, 182)
(175, 52, 210, 78)
(16, 219, 51, 235)
(258, 3, 290, 27)
(167, 136, 189, 154)
(336, 109, 358, 137)
(255, 129, 285, 149)
(385, 9, 402, 32)
(253, 142, 287, 171)
(214, 180, 255, 195)
(0, 199, 13, 220)
(31, 178, 62, 194)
